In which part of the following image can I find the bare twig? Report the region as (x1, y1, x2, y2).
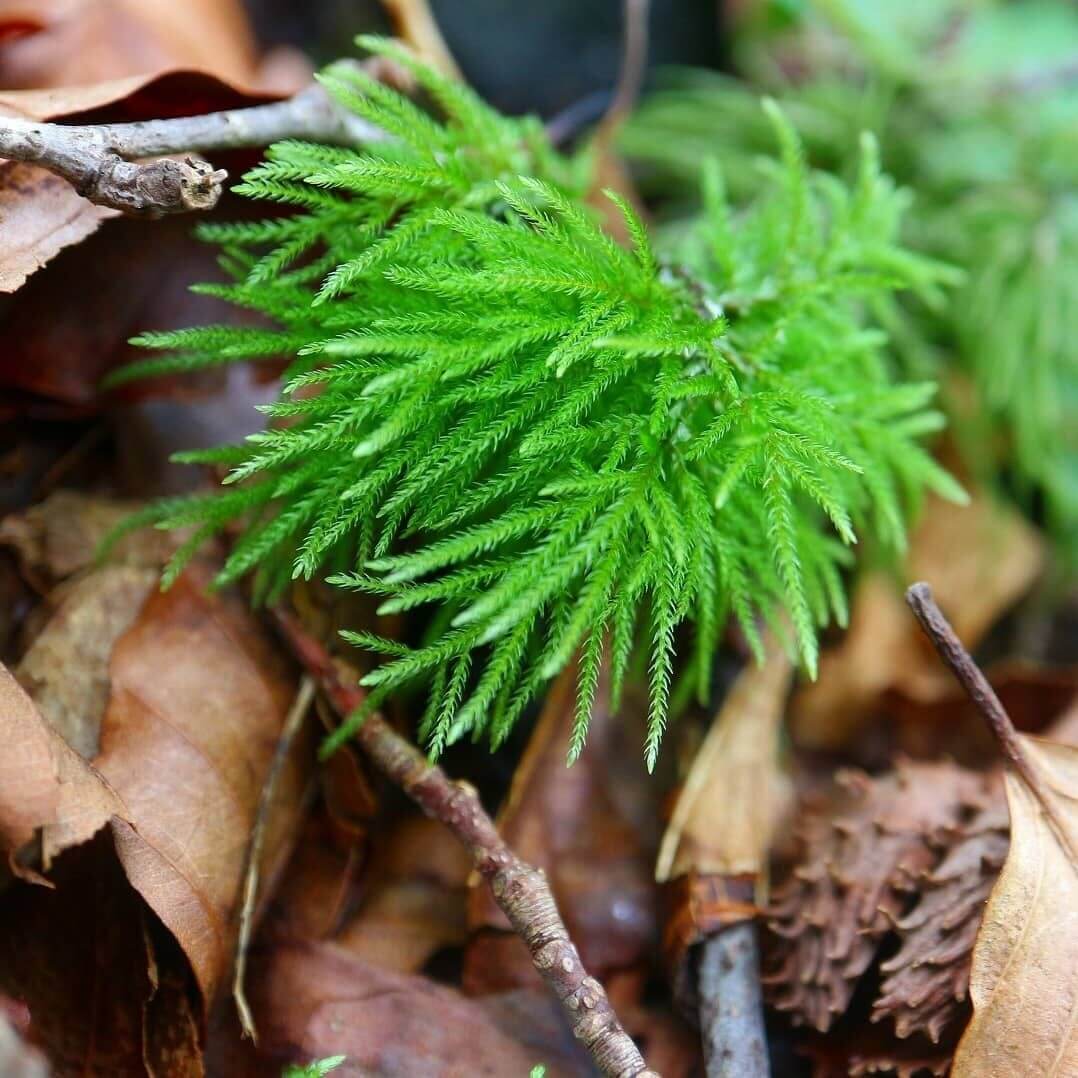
(906, 581, 1078, 863)
(594, 0, 651, 152)
(699, 924, 770, 1078)
(906, 583, 1040, 788)
(0, 69, 382, 217)
(270, 607, 658, 1078)
(233, 674, 315, 1041)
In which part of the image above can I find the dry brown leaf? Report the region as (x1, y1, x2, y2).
(0, 829, 202, 1076)
(335, 814, 471, 975)
(950, 734, 1078, 1077)
(93, 560, 310, 1012)
(246, 937, 593, 1078)
(0, 489, 178, 583)
(0, 0, 257, 89)
(0, 0, 299, 294)
(464, 663, 658, 994)
(792, 491, 1044, 749)
(0, 162, 115, 295)
(656, 637, 792, 1018)
(15, 565, 157, 757)
(0, 660, 124, 876)
(874, 699, 1078, 1045)
(657, 636, 793, 882)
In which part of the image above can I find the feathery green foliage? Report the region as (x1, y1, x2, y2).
(113, 38, 960, 768)
(622, 0, 1078, 560)
(282, 1057, 345, 1078)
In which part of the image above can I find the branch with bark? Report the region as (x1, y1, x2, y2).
(0, 66, 382, 217)
(270, 607, 658, 1078)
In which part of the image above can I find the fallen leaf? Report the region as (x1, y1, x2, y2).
(792, 491, 1044, 749)
(245, 937, 593, 1077)
(464, 663, 658, 993)
(0, 25, 302, 293)
(880, 660, 1078, 767)
(94, 559, 311, 1012)
(263, 807, 370, 945)
(15, 565, 157, 757)
(875, 697, 1078, 1045)
(0, 0, 258, 89)
(656, 634, 793, 882)
(0, 210, 278, 413)
(0, 490, 179, 582)
(335, 814, 471, 975)
(0, 828, 202, 1076)
(0, 660, 124, 876)
(0, 162, 115, 296)
(950, 734, 1078, 1076)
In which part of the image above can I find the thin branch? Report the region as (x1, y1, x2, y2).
(698, 923, 770, 1078)
(233, 674, 315, 1041)
(270, 607, 658, 1078)
(594, 0, 652, 152)
(905, 583, 1037, 785)
(906, 581, 1078, 862)
(0, 67, 382, 218)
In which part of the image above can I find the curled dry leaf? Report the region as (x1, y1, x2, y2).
(15, 565, 158, 758)
(950, 734, 1078, 1077)
(656, 636, 792, 1011)
(0, 660, 124, 876)
(764, 760, 990, 1033)
(0, 0, 258, 89)
(0, 829, 202, 1076)
(656, 635, 793, 884)
(0, 489, 178, 583)
(94, 559, 310, 1012)
(464, 663, 658, 994)
(792, 491, 1043, 749)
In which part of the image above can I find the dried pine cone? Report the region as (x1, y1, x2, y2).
(872, 789, 1008, 1042)
(764, 760, 990, 1033)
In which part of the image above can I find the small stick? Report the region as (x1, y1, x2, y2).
(0, 68, 382, 217)
(233, 674, 315, 1040)
(906, 583, 1042, 791)
(906, 582, 1078, 862)
(698, 923, 770, 1078)
(270, 607, 658, 1078)
(594, 0, 651, 152)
